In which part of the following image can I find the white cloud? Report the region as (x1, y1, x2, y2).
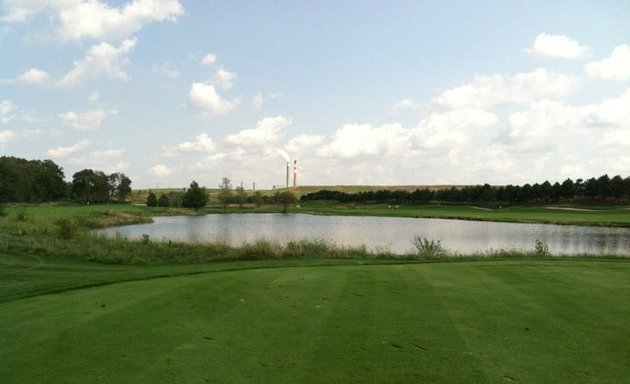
(177, 133, 216, 152)
(286, 134, 326, 154)
(527, 33, 589, 59)
(318, 123, 410, 158)
(15, 68, 50, 84)
(432, 68, 580, 110)
(148, 163, 173, 176)
(585, 44, 630, 81)
(0, 100, 17, 123)
(47, 139, 91, 158)
(201, 53, 217, 65)
(58, 38, 137, 87)
(599, 130, 630, 147)
(226, 116, 292, 147)
(90, 149, 124, 160)
(251, 92, 264, 109)
(214, 68, 237, 89)
(391, 99, 420, 112)
(188, 82, 239, 118)
(412, 108, 498, 151)
(0, 129, 15, 146)
(59, 109, 117, 130)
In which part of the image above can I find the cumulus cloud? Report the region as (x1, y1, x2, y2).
(89, 149, 124, 160)
(200, 53, 217, 65)
(58, 38, 137, 87)
(391, 99, 420, 112)
(432, 68, 580, 110)
(15, 68, 50, 84)
(214, 68, 237, 89)
(286, 134, 326, 154)
(163, 133, 217, 156)
(188, 82, 239, 118)
(59, 109, 117, 130)
(0, 129, 15, 146)
(47, 139, 91, 158)
(585, 44, 630, 81)
(527, 33, 589, 59)
(0, 100, 17, 123)
(2, 0, 184, 42)
(318, 123, 410, 158)
(416, 108, 497, 147)
(226, 116, 292, 147)
(148, 163, 173, 176)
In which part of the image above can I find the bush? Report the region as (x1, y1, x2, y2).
(146, 192, 158, 207)
(411, 236, 446, 258)
(534, 239, 549, 255)
(56, 218, 78, 239)
(15, 208, 28, 222)
(158, 194, 170, 207)
(0, 203, 7, 217)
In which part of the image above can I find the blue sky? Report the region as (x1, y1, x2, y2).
(1, 1, 629, 189)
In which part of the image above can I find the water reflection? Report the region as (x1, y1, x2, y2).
(96, 213, 630, 256)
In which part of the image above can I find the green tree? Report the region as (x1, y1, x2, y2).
(217, 177, 232, 212)
(108, 173, 132, 202)
(146, 192, 158, 207)
(251, 191, 264, 207)
(71, 169, 109, 204)
(182, 181, 208, 209)
(274, 190, 297, 213)
(235, 187, 247, 208)
(158, 194, 170, 207)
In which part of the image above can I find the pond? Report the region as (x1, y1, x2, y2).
(95, 213, 630, 256)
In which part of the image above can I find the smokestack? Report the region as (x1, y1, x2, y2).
(286, 162, 290, 188)
(293, 160, 297, 187)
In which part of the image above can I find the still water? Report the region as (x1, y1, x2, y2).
(96, 213, 630, 256)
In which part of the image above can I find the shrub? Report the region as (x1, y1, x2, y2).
(411, 236, 446, 258)
(56, 218, 78, 239)
(534, 239, 549, 256)
(0, 203, 6, 217)
(15, 208, 28, 222)
(158, 194, 170, 207)
(146, 192, 158, 207)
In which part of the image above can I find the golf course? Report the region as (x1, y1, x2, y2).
(1, 204, 629, 383)
(2, 253, 629, 383)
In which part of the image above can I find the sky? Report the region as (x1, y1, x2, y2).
(1, 1, 629, 189)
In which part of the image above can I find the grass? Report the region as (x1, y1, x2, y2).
(296, 202, 630, 227)
(0, 204, 628, 382)
(1, 255, 628, 383)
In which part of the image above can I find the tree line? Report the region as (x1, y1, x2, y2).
(0, 156, 131, 203)
(300, 174, 630, 205)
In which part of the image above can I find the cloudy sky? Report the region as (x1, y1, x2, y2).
(1, 1, 629, 189)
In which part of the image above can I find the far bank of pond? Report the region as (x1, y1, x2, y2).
(97, 213, 630, 256)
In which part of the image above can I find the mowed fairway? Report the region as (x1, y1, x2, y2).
(1, 257, 629, 383)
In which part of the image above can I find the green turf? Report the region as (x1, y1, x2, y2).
(1, 256, 628, 383)
(296, 202, 630, 227)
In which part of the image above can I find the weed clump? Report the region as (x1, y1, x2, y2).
(534, 239, 549, 256)
(411, 236, 446, 258)
(55, 218, 78, 239)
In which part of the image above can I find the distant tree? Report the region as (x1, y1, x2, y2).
(251, 191, 264, 207)
(158, 194, 170, 207)
(0, 156, 67, 202)
(235, 187, 247, 208)
(146, 192, 158, 207)
(71, 169, 109, 204)
(108, 173, 132, 202)
(274, 190, 297, 213)
(217, 177, 232, 212)
(182, 181, 208, 209)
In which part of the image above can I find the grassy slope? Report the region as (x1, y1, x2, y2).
(1, 255, 629, 383)
(297, 202, 630, 227)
